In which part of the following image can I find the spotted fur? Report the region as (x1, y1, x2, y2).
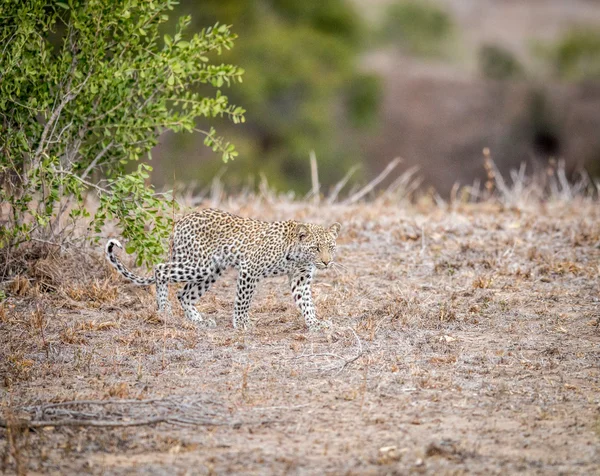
(105, 209, 341, 331)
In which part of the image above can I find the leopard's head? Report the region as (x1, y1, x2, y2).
(295, 222, 341, 269)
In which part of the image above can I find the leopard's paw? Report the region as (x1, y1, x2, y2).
(308, 320, 331, 332)
(199, 317, 217, 328)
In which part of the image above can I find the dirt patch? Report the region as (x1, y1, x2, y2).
(1, 198, 599, 474)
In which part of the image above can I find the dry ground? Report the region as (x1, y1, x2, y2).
(1, 198, 599, 475)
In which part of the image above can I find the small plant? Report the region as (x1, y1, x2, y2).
(534, 28, 600, 81)
(479, 44, 524, 80)
(378, 1, 455, 57)
(346, 73, 382, 128)
(0, 1, 245, 267)
(472, 275, 493, 289)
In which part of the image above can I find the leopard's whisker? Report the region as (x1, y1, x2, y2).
(329, 263, 344, 276)
(332, 261, 347, 272)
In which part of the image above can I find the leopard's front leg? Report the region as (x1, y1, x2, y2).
(233, 270, 258, 330)
(289, 266, 328, 331)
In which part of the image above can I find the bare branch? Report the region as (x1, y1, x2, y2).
(3, 395, 284, 430)
(327, 165, 359, 205)
(81, 141, 114, 180)
(28, 238, 68, 252)
(33, 53, 78, 163)
(0, 416, 170, 429)
(321, 327, 365, 373)
(288, 327, 366, 374)
(309, 150, 320, 204)
(44, 120, 74, 145)
(34, 66, 93, 171)
(342, 158, 402, 205)
(53, 168, 112, 194)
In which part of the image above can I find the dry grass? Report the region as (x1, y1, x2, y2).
(1, 189, 599, 474)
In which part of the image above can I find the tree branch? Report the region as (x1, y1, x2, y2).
(81, 141, 113, 180)
(33, 52, 78, 163)
(53, 168, 112, 194)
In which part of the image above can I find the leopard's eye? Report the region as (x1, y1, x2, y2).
(310, 245, 319, 252)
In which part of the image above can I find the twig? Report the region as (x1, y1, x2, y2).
(53, 168, 111, 194)
(289, 327, 366, 374)
(288, 352, 347, 361)
(322, 327, 365, 373)
(43, 119, 74, 145)
(0, 416, 281, 429)
(0, 416, 170, 429)
(259, 173, 273, 203)
(347, 326, 363, 356)
(29, 238, 68, 252)
(33, 53, 78, 162)
(333, 327, 365, 372)
(209, 168, 227, 208)
(80, 141, 114, 180)
(342, 158, 402, 205)
(5, 395, 285, 430)
(386, 164, 420, 195)
(327, 165, 359, 205)
(309, 150, 320, 204)
(29, 398, 163, 412)
(250, 404, 310, 412)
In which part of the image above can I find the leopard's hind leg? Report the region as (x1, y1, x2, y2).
(154, 261, 202, 316)
(154, 263, 172, 315)
(177, 266, 223, 327)
(233, 269, 258, 330)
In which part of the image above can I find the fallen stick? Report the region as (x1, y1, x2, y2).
(0, 416, 170, 429)
(0, 416, 281, 429)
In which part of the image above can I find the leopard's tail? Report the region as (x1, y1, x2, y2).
(105, 239, 156, 285)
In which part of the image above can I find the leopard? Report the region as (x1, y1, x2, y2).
(105, 208, 341, 331)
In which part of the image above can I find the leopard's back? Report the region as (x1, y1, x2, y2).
(171, 209, 293, 270)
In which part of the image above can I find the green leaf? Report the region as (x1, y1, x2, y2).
(2, 0, 241, 266)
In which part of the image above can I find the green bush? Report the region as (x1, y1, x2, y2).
(346, 73, 382, 128)
(537, 29, 600, 80)
(0, 0, 244, 266)
(479, 44, 524, 80)
(379, 1, 455, 57)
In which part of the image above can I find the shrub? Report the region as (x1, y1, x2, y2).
(379, 1, 455, 57)
(535, 29, 600, 81)
(0, 0, 244, 266)
(479, 44, 524, 80)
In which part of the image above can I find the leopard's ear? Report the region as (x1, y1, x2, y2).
(296, 224, 309, 241)
(329, 222, 341, 238)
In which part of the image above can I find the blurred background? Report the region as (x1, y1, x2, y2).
(151, 0, 600, 196)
